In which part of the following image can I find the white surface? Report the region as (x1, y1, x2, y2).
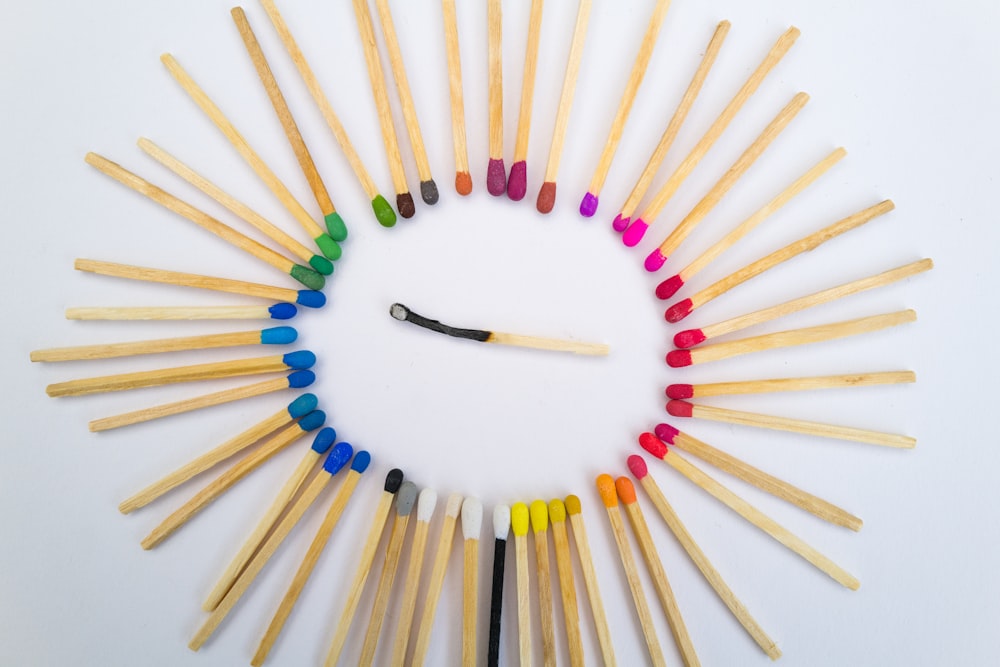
(1, 0, 998, 665)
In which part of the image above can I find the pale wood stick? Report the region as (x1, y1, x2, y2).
(440, 0, 471, 188)
(65, 305, 289, 321)
(323, 470, 404, 666)
(530, 500, 556, 667)
(143, 420, 317, 550)
(596, 476, 666, 667)
(666, 200, 896, 321)
(488, 0, 503, 164)
(548, 499, 584, 667)
(32, 329, 285, 362)
(461, 498, 482, 667)
(650, 91, 810, 260)
(585, 0, 672, 198)
(670, 371, 917, 399)
(487, 332, 609, 356)
(629, 458, 780, 660)
(565, 496, 616, 666)
(510, 502, 533, 667)
(617, 478, 699, 667)
(512, 0, 545, 165)
(160, 54, 326, 240)
(617, 21, 729, 224)
(388, 489, 437, 667)
(409, 494, 463, 667)
(89, 374, 306, 432)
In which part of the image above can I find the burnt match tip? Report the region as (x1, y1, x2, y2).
(397, 192, 415, 219)
(536, 181, 556, 214)
(420, 179, 439, 205)
(389, 303, 409, 321)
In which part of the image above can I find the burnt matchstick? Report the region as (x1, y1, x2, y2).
(488, 505, 510, 667)
(389, 303, 609, 355)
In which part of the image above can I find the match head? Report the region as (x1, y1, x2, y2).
(445, 493, 464, 518)
(396, 482, 418, 516)
(295, 291, 326, 309)
(287, 370, 316, 388)
(384, 468, 404, 494)
(350, 450, 372, 473)
(323, 213, 348, 243)
(287, 393, 319, 418)
(289, 265, 325, 291)
(309, 255, 335, 275)
(371, 195, 397, 228)
(455, 171, 473, 196)
(615, 477, 637, 504)
(389, 303, 409, 321)
(511, 503, 529, 537)
(507, 161, 527, 201)
(282, 350, 316, 370)
(536, 182, 557, 214)
(673, 328, 706, 349)
(261, 326, 298, 345)
(323, 441, 354, 474)
(315, 233, 343, 261)
(529, 500, 548, 533)
(639, 432, 668, 459)
(564, 495, 582, 516)
(493, 504, 511, 540)
(487, 158, 506, 196)
(397, 193, 416, 219)
(417, 488, 438, 522)
(268, 303, 298, 320)
(547, 498, 566, 523)
(596, 474, 617, 507)
(462, 497, 483, 540)
(665, 299, 694, 323)
(420, 179, 439, 205)
(666, 349, 693, 368)
(654, 423, 679, 444)
(612, 213, 630, 232)
(310, 426, 337, 454)
(627, 455, 649, 480)
(622, 219, 648, 247)
(655, 274, 684, 300)
(297, 410, 326, 432)
(579, 192, 599, 217)
(666, 384, 694, 400)
(666, 400, 694, 417)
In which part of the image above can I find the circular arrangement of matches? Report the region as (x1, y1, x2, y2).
(31, 0, 928, 665)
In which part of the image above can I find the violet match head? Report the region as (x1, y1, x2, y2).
(323, 441, 353, 474)
(666, 384, 694, 400)
(579, 192, 599, 217)
(596, 474, 617, 508)
(455, 171, 473, 196)
(644, 248, 668, 272)
(507, 161, 527, 200)
(397, 193, 416, 219)
(612, 213, 630, 233)
(627, 455, 648, 480)
(666, 400, 694, 418)
(654, 423, 679, 444)
(666, 349, 692, 368)
(420, 179, 439, 205)
(487, 158, 506, 196)
(638, 432, 668, 458)
(622, 219, 648, 247)
(536, 181, 557, 214)
(673, 328, 706, 349)
(665, 298, 694, 323)
(655, 274, 684, 300)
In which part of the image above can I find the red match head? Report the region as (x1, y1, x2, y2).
(673, 328, 706, 349)
(665, 298, 694, 323)
(666, 400, 694, 418)
(627, 455, 648, 479)
(666, 384, 694, 399)
(655, 274, 685, 300)
(666, 349, 693, 367)
(638, 432, 668, 459)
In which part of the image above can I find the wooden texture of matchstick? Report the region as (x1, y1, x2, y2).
(487, 505, 510, 667)
(549, 499, 584, 667)
(461, 498, 483, 667)
(530, 500, 557, 667)
(440, 0, 471, 194)
(507, 0, 545, 201)
(486, 0, 505, 196)
(667, 371, 917, 399)
(388, 489, 437, 667)
(65, 305, 297, 321)
(565, 495, 616, 665)
(510, 502, 533, 667)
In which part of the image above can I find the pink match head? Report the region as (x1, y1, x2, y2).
(666, 349, 693, 368)
(627, 455, 648, 479)
(673, 328, 706, 349)
(644, 248, 668, 271)
(655, 274, 684, 300)
(622, 219, 648, 247)
(612, 213, 630, 232)
(665, 384, 694, 399)
(487, 158, 506, 196)
(536, 181, 557, 214)
(665, 298, 694, 323)
(666, 400, 694, 418)
(579, 192, 599, 217)
(507, 161, 527, 201)
(638, 432, 668, 458)
(654, 423, 679, 444)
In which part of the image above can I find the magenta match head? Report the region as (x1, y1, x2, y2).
(645, 248, 668, 272)
(655, 274, 684, 300)
(627, 455, 649, 480)
(579, 192, 599, 217)
(612, 213, 630, 232)
(654, 423, 679, 444)
(638, 432, 668, 459)
(666, 400, 694, 418)
(507, 161, 527, 201)
(666, 384, 694, 400)
(536, 181, 557, 214)
(665, 298, 694, 323)
(673, 328, 706, 349)
(487, 158, 506, 196)
(622, 219, 648, 247)
(666, 349, 693, 368)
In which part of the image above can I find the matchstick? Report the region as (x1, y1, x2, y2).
(488, 504, 510, 667)
(440, 0, 471, 194)
(188, 445, 358, 650)
(74, 259, 326, 309)
(580, 0, 672, 217)
(656, 147, 847, 299)
(530, 499, 557, 667)
(65, 304, 297, 321)
(638, 432, 860, 589)
(251, 445, 370, 667)
(388, 488, 437, 667)
(461, 498, 483, 667)
(409, 493, 463, 667)
(650, 423, 862, 530)
(159, 54, 340, 251)
(356, 482, 419, 667)
(32, 327, 297, 363)
(323, 468, 405, 666)
(536, 0, 593, 214)
(673, 258, 934, 347)
(142, 412, 327, 550)
(548, 499, 584, 667)
(350, 0, 414, 218)
(565, 495, 616, 666)
(596, 475, 666, 666)
(258, 0, 396, 227)
(85, 153, 325, 289)
(486, 0, 505, 196)
(118, 393, 317, 514)
(88, 370, 315, 432)
(510, 502, 533, 667)
(614, 21, 729, 232)
(620, 26, 800, 246)
(628, 455, 780, 660)
(231, 8, 347, 243)
(664, 199, 897, 322)
(202, 426, 338, 611)
(667, 371, 917, 399)
(615, 477, 699, 667)
(372, 0, 438, 205)
(507, 0, 546, 201)
(45, 351, 315, 398)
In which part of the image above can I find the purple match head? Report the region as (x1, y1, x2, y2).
(507, 161, 527, 201)
(644, 248, 668, 272)
(622, 219, 648, 247)
(579, 192, 599, 217)
(323, 442, 354, 475)
(612, 213, 630, 232)
(655, 274, 684, 300)
(487, 158, 506, 196)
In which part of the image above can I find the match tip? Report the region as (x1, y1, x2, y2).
(536, 181, 556, 214)
(596, 474, 617, 508)
(372, 195, 397, 227)
(666, 349, 693, 368)
(287, 369, 316, 388)
(261, 326, 298, 345)
(397, 192, 416, 219)
(639, 432, 668, 458)
(487, 158, 506, 196)
(269, 303, 298, 320)
(445, 493, 463, 518)
(323, 441, 353, 474)
(665, 298, 694, 323)
(507, 161, 527, 200)
(297, 410, 326, 432)
(462, 497, 483, 539)
(673, 329, 706, 349)
(417, 488, 438, 522)
(420, 180, 439, 205)
(350, 449, 371, 474)
(666, 384, 694, 400)
(612, 213, 630, 233)
(510, 502, 530, 537)
(655, 274, 684, 300)
(389, 303, 409, 321)
(384, 468, 404, 493)
(290, 264, 325, 290)
(315, 234, 343, 261)
(309, 255, 334, 276)
(579, 192, 599, 217)
(323, 213, 348, 243)
(397, 482, 418, 516)
(627, 455, 648, 479)
(654, 423, 679, 444)
(666, 400, 694, 418)
(311, 427, 337, 454)
(295, 290, 326, 309)
(615, 477, 637, 504)
(645, 249, 668, 273)
(493, 504, 511, 540)
(287, 393, 319, 418)
(282, 350, 316, 370)
(622, 219, 648, 247)
(564, 495, 582, 516)
(547, 498, 566, 523)
(455, 171, 473, 196)
(529, 500, 548, 532)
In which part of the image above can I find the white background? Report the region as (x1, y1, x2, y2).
(2, 0, 998, 665)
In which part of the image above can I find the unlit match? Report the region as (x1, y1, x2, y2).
(667, 371, 917, 399)
(487, 0, 506, 196)
(65, 304, 297, 321)
(440, 0, 472, 194)
(508, 0, 546, 201)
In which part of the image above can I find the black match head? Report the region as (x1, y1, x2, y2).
(384, 468, 404, 493)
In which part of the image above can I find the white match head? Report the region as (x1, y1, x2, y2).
(417, 488, 438, 523)
(389, 303, 409, 321)
(462, 497, 483, 540)
(493, 504, 511, 540)
(445, 493, 463, 518)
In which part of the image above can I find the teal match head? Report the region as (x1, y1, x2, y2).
(323, 441, 354, 475)
(287, 370, 315, 388)
(260, 326, 297, 345)
(396, 481, 418, 515)
(269, 303, 298, 320)
(282, 350, 316, 369)
(371, 195, 396, 227)
(323, 212, 348, 242)
(350, 450, 371, 473)
(315, 233, 343, 261)
(290, 264, 325, 290)
(287, 393, 318, 418)
(309, 254, 334, 275)
(311, 426, 337, 454)
(296, 410, 326, 432)
(295, 290, 326, 309)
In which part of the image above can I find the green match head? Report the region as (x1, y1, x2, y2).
(309, 255, 334, 275)
(314, 234, 342, 261)
(290, 264, 325, 290)
(323, 212, 348, 242)
(372, 195, 396, 228)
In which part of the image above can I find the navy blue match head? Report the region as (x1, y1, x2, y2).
(268, 302, 298, 320)
(287, 370, 315, 388)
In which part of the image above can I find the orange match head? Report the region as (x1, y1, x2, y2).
(615, 477, 637, 504)
(596, 474, 617, 507)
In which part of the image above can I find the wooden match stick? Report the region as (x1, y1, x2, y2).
(638, 433, 860, 590)
(650, 423, 862, 530)
(65, 304, 297, 321)
(548, 499, 584, 667)
(621, 26, 800, 246)
(409, 493, 462, 667)
(486, 0, 506, 196)
(85, 153, 325, 289)
(74, 259, 325, 309)
(350, 0, 414, 219)
(530, 500, 557, 667)
(231, 8, 347, 244)
(667, 371, 917, 399)
(565, 495, 616, 665)
(258, 0, 396, 227)
(388, 488, 437, 667)
(536, 0, 593, 214)
(439, 0, 471, 194)
(461, 498, 483, 667)
(614, 21, 729, 232)
(323, 469, 405, 666)
(487, 505, 510, 667)
(88, 370, 314, 432)
(656, 147, 847, 299)
(45, 351, 314, 398)
(507, 0, 545, 201)
(202, 426, 338, 611)
(159, 54, 340, 252)
(251, 445, 369, 666)
(142, 412, 327, 550)
(510, 502, 533, 667)
(118, 394, 317, 514)
(628, 455, 780, 659)
(673, 258, 934, 347)
(580, 0, 672, 217)
(664, 199, 897, 322)
(390, 303, 609, 355)
(644, 91, 810, 263)
(596, 475, 666, 666)
(188, 445, 357, 650)
(616, 477, 699, 667)
(355, 482, 418, 667)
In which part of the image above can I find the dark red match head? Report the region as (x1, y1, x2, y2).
(665, 298, 694, 323)
(638, 432, 668, 459)
(666, 400, 694, 418)
(655, 274, 685, 300)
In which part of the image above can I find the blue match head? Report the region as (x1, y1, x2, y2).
(287, 370, 315, 388)
(296, 290, 327, 308)
(268, 303, 298, 320)
(260, 326, 297, 345)
(350, 450, 371, 474)
(323, 442, 354, 475)
(282, 350, 316, 369)
(311, 426, 337, 454)
(286, 393, 318, 418)
(296, 410, 326, 432)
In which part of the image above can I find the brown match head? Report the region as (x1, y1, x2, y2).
(536, 181, 557, 214)
(397, 193, 415, 219)
(455, 171, 473, 196)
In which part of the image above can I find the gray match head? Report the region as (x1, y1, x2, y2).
(389, 303, 409, 321)
(396, 482, 418, 516)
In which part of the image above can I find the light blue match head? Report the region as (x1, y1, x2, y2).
(260, 326, 297, 345)
(269, 303, 298, 320)
(296, 290, 327, 309)
(287, 370, 315, 388)
(296, 410, 326, 432)
(350, 450, 371, 474)
(311, 426, 337, 454)
(287, 393, 318, 418)
(282, 350, 316, 369)
(323, 442, 354, 475)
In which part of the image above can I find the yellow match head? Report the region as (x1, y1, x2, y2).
(565, 495, 583, 516)
(548, 498, 567, 523)
(511, 503, 530, 537)
(529, 500, 548, 533)
(596, 474, 617, 508)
